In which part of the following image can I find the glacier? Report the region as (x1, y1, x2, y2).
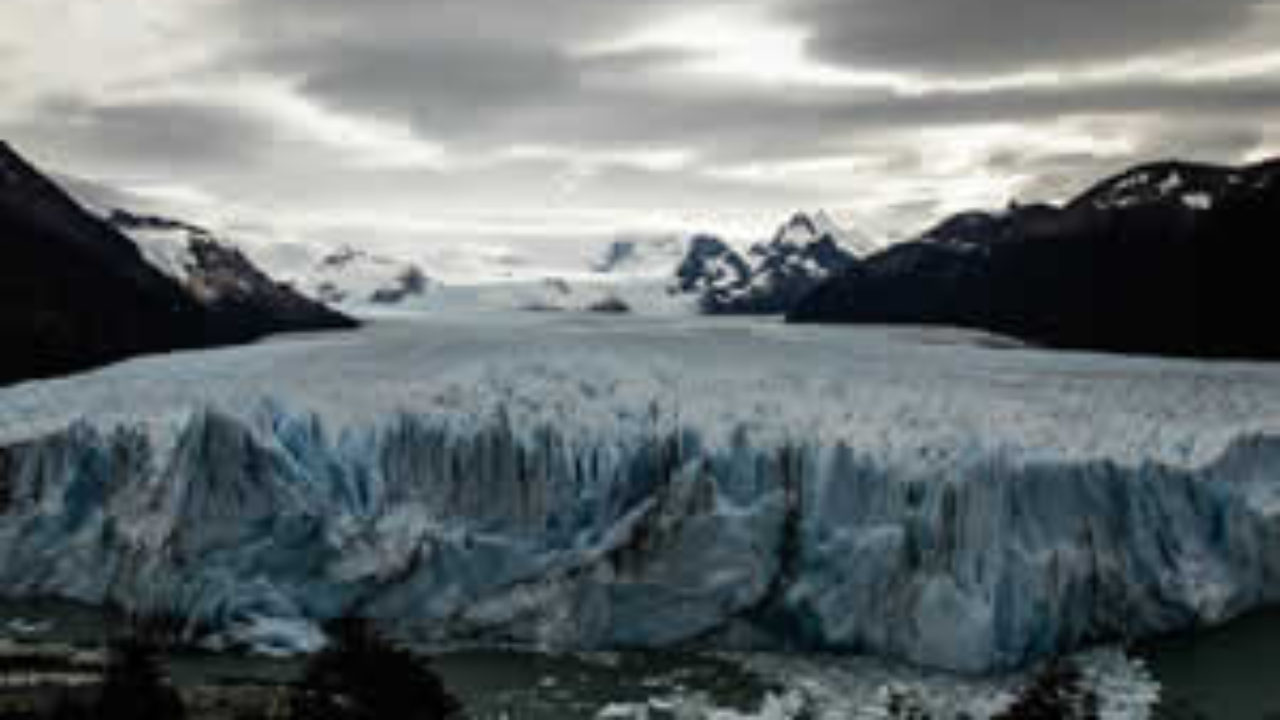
(2, 313, 1280, 673)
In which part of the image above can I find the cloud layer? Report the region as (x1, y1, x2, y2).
(793, 0, 1270, 74)
(2, 0, 1278, 252)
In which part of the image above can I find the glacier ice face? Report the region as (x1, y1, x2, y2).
(2, 315, 1280, 672)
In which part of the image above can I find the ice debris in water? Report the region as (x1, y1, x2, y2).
(619, 649, 1159, 720)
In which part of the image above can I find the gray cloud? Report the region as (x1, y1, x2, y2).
(206, 0, 1280, 175)
(392, 74, 1280, 165)
(217, 0, 704, 145)
(802, 76, 1280, 143)
(5, 97, 269, 172)
(1010, 119, 1270, 201)
(3, 0, 1280, 248)
(1136, 119, 1267, 161)
(214, 0, 1280, 164)
(287, 41, 580, 137)
(78, 102, 265, 164)
(791, 0, 1270, 75)
(229, 0, 678, 46)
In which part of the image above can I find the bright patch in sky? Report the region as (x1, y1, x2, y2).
(500, 144, 696, 174)
(585, 3, 897, 88)
(232, 79, 449, 171)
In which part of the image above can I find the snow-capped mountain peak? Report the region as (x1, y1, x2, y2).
(671, 211, 870, 314)
(773, 211, 824, 247)
(770, 210, 878, 258)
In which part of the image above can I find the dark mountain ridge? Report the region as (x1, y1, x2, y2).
(0, 142, 355, 387)
(108, 209, 357, 332)
(790, 158, 1280, 360)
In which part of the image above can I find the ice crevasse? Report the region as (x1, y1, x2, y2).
(1, 317, 1280, 673)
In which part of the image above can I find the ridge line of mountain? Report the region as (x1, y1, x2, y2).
(0, 141, 357, 387)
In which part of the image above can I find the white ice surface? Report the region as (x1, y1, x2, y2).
(3, 314, 1276, 466)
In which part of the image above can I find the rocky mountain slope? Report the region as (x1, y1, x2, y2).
(675, 212, 870, 314)
(109, 209, 357, 335)
(791, 159, 1280, 360)
(0, 142, 354, 386)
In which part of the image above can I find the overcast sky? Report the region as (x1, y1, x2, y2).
(3, 0, 1279, 257)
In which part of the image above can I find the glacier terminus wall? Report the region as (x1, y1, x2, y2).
(2, 314, 1280, 673)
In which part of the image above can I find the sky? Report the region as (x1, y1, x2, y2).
(2, 0, 1279, 264)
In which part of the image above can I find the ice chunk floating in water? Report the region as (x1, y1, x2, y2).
(2, 314, 1280, 672)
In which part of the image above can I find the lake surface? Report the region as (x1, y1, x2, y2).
(0, 599, 1184, 718)
(1138, 607, 1280, 720)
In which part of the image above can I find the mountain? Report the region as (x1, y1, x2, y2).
(772, 209, 879, 257)
(300, 246, 432, 307)
(109, 209, 357, 334)
(673, 234, 752, 296)
(592, 234, 689, 277)
(914, 204, 1060, 253)
(59, 172, 433, 310)
(0, 141, 354, 386)
(790, 158, 1280, 360)
(676, 212, 867, 314)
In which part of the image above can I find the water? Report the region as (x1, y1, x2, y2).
(1138, 607, 1280, 720)
(433, 650, 773, 719)
(3, 599, 1278, 718)
(0, 600, 775, 718)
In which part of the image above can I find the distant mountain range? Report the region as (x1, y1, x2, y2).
(627, 211, 870, 314)
(791, 159, 1280, 360)
(72, 194, 435, 312)
(11, 132, 1278, 365)
(0, 142, 354, 386)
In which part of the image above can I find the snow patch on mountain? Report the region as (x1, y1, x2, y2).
(1182, 192, 1213, 211)
(106, 210, 210, 284)
(298, 246, 432, 307)
(128, 226, 199, 282)
(1158, 171, 1184, 196)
